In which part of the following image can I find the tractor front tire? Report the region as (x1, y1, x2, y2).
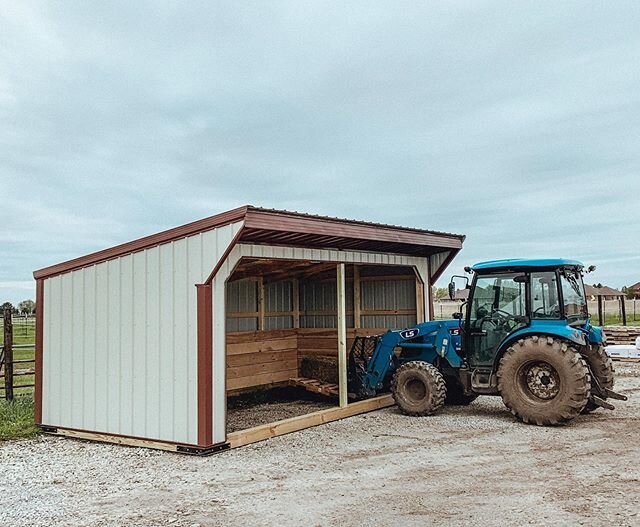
(391, 361, 446, 416)
(581, 343, 615, 414)
(497, 336, 591, 426)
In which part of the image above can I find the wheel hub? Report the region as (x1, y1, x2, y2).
(524, 361, 560, 400)
(405, 378, 427, 402)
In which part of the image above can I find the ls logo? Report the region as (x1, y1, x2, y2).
(400, 328, 419, 339)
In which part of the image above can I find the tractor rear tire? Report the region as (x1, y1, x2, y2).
(444, 376, 479, 406)
(391, 361, 446, 416)
(581, 343, 615, 414)
(497, 336, 591, 426)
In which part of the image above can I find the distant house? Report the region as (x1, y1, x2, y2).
(454, 288, 469, 301)
(585, 284, 624, 301)
(628, 282, 640, 299)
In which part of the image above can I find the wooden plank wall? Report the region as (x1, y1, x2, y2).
(226, 330, 298, 391)
(225, 328, 389, 392)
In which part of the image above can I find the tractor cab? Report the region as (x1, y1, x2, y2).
(450, 259, 594, 370)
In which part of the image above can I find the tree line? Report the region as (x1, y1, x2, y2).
(0, 300, 36, 315)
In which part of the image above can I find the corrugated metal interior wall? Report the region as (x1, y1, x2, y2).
(226, 271, 415, 331)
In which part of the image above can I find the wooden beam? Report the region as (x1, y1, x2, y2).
(415, 273, 425, 323)
(46, 427, 180, 453)
(353, 265, 361, 329)
(227, 394, 394, 448)
(337, 263, 348, 408)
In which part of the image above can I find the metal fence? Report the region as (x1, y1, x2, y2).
(1, 310, 35, 399)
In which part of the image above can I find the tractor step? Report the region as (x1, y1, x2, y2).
(591, 395, 615, 411)
(602, 387, 628, 401)
(289, 377, 340, 397)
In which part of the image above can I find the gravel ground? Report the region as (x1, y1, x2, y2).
(1, 363, 639, 527)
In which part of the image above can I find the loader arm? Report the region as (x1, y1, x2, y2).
(348, 321, 462, 399)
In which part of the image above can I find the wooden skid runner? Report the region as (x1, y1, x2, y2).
(612, 357, 640, 363)
(289, 376, 339, 397)
(227, 394, 395, 448)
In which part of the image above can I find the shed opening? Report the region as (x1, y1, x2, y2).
(224, 258, 424, 436)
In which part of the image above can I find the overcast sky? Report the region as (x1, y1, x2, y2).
(1, 2, 640, 304)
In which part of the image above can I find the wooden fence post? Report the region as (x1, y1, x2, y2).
(597, 296, 603, 327)
(3, 307, 13, 401)
(621, 296, 627, 326)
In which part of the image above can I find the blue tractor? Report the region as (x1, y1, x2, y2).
(348, 259, 627, 425)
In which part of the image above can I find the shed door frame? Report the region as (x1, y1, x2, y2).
(206, 244, 431, 445)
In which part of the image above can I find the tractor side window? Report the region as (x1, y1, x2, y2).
(560, 270, 588, 322)
(531, 272, 560, 319)
(470, 274, 525, 325)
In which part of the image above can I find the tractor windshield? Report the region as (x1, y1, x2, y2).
(560, 269, 588, 324)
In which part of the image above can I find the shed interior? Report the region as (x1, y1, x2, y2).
(224, 258, 423, 433)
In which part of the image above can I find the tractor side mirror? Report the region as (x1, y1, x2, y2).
(449, 275, 470, 300)
(448, 281, 456, 300)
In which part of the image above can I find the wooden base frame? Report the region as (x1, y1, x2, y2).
(227, 394, 394, 448)
(40, 394, 395, 454)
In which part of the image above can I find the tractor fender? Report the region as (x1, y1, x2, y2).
(587, 324, 606, 345)
(494, 326, 587, 368)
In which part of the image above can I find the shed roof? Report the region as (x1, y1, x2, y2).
(34, 205, 465, 280)
(584, 285, 624, 297)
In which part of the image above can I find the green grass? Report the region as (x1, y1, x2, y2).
(592, 314, 640, 327)
(0, 396, 39, 441)
(0, 320, 35, 345)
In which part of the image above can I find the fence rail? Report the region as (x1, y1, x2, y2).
(1, 308, 36, 399)
(433, 299, 640, 325)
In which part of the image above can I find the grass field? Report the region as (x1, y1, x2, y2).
(0, 395, 38, 440)
(1, 320, 37, 440)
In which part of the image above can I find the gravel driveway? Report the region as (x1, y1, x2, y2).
(1, 364, 639, 527)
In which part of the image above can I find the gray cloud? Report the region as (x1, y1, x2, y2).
(1, 1, 640, 303)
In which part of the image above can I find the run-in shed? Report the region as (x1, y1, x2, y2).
(33, 206, 464, 453)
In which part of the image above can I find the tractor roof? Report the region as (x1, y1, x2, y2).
(471, 258, 584, 272)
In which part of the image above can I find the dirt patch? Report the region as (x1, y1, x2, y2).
(1, 364, 639, 527)
(226, 387, 335, 432)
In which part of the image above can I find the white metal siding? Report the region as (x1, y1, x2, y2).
(41, 220, 243, 444)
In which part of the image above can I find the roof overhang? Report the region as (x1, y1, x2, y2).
(34, 205, 465, 280)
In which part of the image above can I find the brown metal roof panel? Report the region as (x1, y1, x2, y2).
(244, 210, 463, 249)
(247, 206, 465, 240)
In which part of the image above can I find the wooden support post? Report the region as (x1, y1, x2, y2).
(292, 278, 300, 329)
(353, 265, 361, 329)
(3, 307, 13, 401)
(621, 296, 627, 326)
(337, 263, 348, 408)
(416, 276, 425, 324)
(597, 296, 603, 327)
